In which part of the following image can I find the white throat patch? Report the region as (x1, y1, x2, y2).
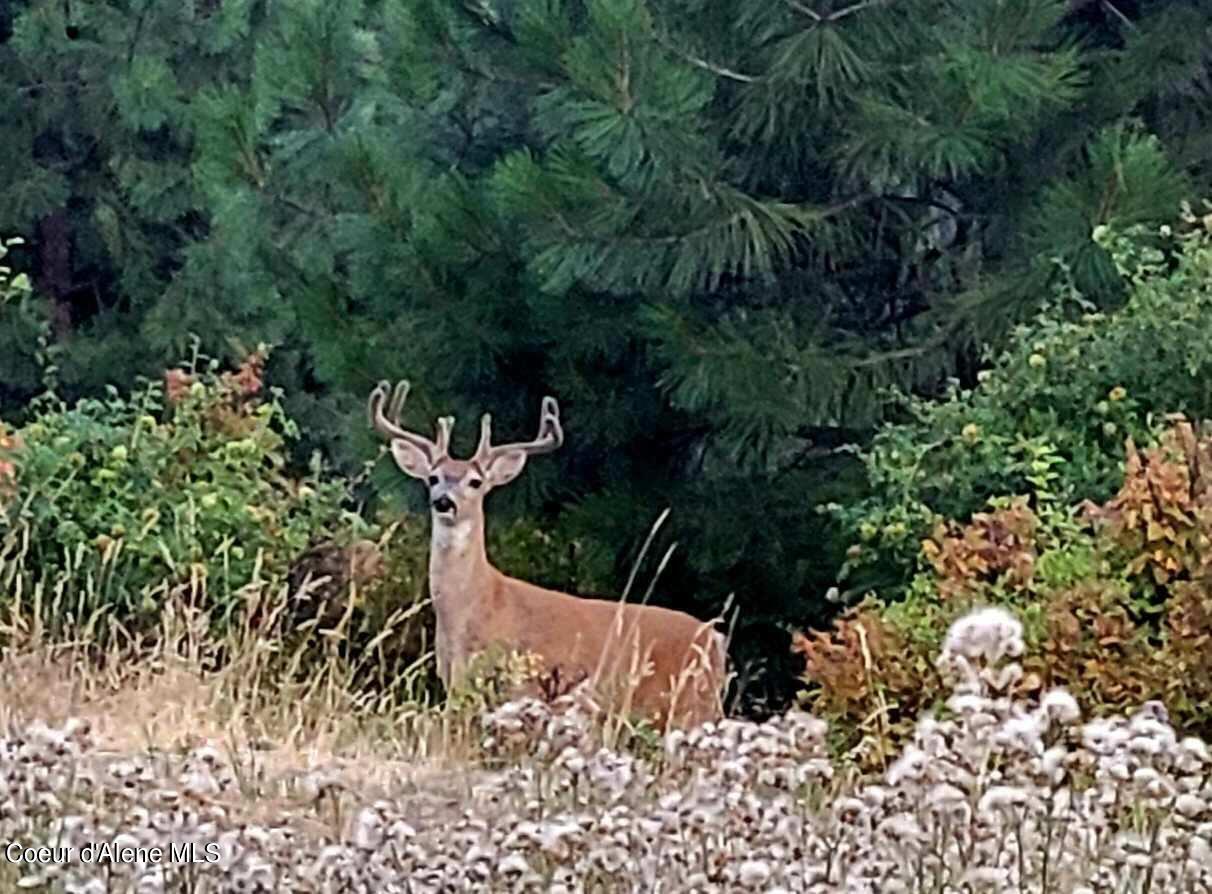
(432, 518, 474, 553)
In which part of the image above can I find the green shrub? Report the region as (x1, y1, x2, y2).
(800, 207, 1212, 765)
(0, 348, 368, 637)
(798, 416, 1212, 768)
(833, 203, 1212, 597)
(488, 517, 609, 598)
(0, 236, 48, 402)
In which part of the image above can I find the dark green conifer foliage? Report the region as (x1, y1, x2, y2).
(0, 0, 270, 398)
(1, 0, 1210, 708)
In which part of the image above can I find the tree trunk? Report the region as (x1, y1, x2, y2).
(36, 209, 73, 339)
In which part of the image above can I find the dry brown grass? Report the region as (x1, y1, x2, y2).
(0, 508, 725, 841)
(0, 549, 505, 815)
(2, 549, 1212, 892)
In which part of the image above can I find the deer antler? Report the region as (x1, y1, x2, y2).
(369, 382, 724, 729)
(473, 395, 564, 465)
(367, 380, 451, 464)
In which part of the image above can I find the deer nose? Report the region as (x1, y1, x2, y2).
(432, 495, 456, 515)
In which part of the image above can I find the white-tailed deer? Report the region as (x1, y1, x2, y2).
(368, 380, 726, 729)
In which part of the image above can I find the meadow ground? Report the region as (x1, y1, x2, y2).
(0, 601, 1210, 892)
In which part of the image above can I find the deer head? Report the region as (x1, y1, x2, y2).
(367, 380, 563, 532)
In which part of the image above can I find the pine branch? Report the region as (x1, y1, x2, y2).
(272, 194, 324, 219)
(16, 80, 97, 95)
(826, 0, 897, 23)
(127, 0, 154, 65)
(431, 19, 556, 89)
(651, 33, 762, 84)
(785, 0, 896, 25)
(569, 189, 873, 248)
(881, 194, 987, 222)
(457, 0, 517, 44)
(784, 0, 824, 22)
(1100, 0, 1138, 32)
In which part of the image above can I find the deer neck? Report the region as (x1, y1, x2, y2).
(428, 513, 494, 682)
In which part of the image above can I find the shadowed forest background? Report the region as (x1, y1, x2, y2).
(2, 0, 1212, 717)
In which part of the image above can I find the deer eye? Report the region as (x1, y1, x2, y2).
(467, 478, 483, 489)
(427, 475, 439, 486)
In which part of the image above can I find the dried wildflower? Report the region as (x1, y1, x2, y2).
(1040, 688, 1081, 725)
(1176, 793, 1206, 819)
(497, 852, 529, 876)
(737, 858, 771, 887)
(351, 806, 384, 850)
(63, 880, 106, 894)
(887, 746, 927, 786)
(978, 785, 1031, 813)
(0, 602, 1208, 893)
(942, 606, 1025, 663)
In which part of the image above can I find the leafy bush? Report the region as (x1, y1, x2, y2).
(0, 323, 631, 690)
(798, 417, 1212, 767)
(833, 204, 1212, 597)
(0, 348, 367, 636)
(0, 235, 49, 404)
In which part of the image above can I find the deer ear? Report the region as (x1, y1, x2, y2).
(390, 439, 432, 480)
(485, 448, 528, 488)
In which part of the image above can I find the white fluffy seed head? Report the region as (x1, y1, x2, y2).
(738, 859, 772, 887)
(1041, 688, 1082, 724)
(942, 606, 1025, 663)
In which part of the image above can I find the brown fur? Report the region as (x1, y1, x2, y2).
(368, 381, 726, 731)
(469, 569, 724, 730)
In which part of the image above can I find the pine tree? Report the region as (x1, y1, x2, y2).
(0, 0, 267, 400)
(2, 0, 1210, 708)
(206, 0, 1209, 705)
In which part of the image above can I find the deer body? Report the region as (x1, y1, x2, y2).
(368, 381, 725, 730)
